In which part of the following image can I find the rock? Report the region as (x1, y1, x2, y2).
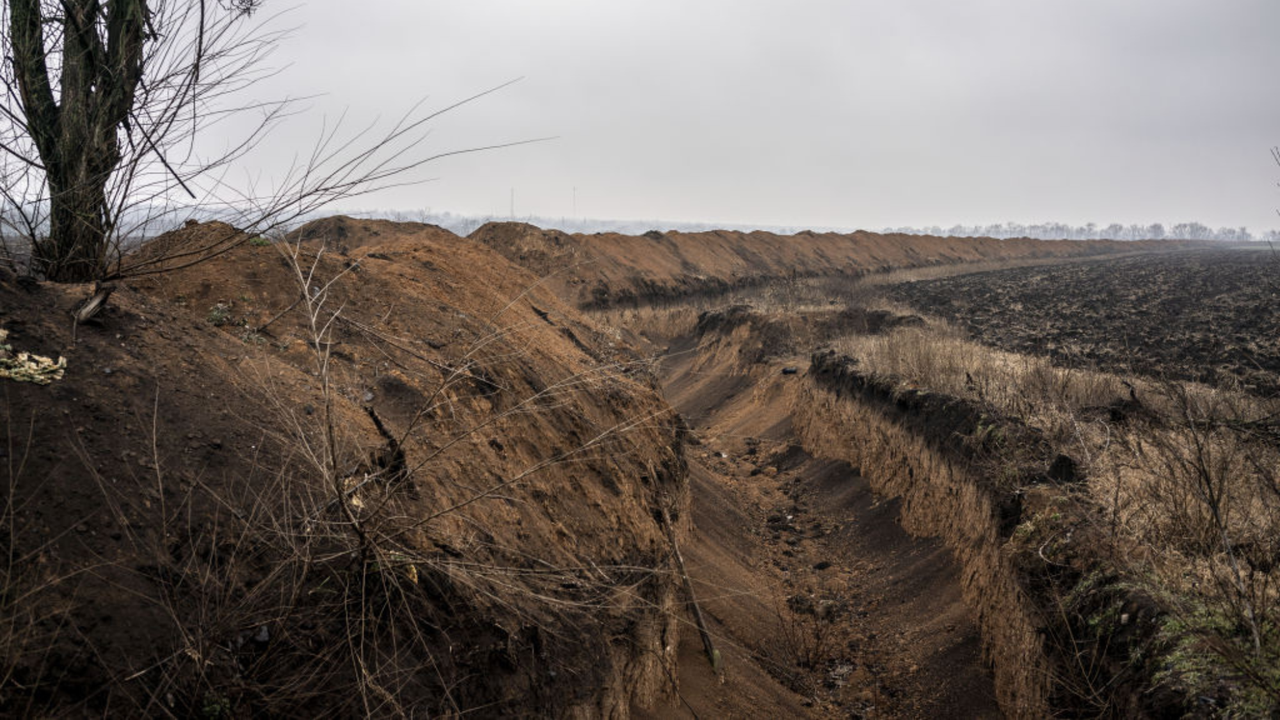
(813, 560, 833, 571)
(781, 366, 799, 375)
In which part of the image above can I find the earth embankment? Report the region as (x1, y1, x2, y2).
(1, 223, 691, 716)
(469, 222, 1189, 309)
(289, 216, 1193, 310)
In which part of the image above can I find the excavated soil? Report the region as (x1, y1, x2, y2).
(3, 217, 1203, 718)
(468, 221, 1193, 309)
(631, 315, 1002, 718)
(1, 221, 689, 717)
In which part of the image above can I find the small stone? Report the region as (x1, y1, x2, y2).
(813, 561, 833, 571)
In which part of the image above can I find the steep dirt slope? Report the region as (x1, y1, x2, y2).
(286, 217, 1195, 311)
(466, 222, 1195, 308)
(640, 300, 1209, 718)
(1, 224, 689, 717)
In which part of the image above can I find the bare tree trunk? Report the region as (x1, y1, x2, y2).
(40, 171, 112, 282)
(10, 0, 145, 282)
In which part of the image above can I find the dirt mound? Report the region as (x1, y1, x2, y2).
(471, 222, 1197, 309)
(118, 220, 249, 276)
(1, 231, 687, 716)
(288, 215, 459, 253)
(468, 222, 583, 280)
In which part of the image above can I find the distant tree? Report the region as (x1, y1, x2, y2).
(1170, 222, 1213, 240)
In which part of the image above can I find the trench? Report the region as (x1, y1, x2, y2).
(631, 321, 1005, 718)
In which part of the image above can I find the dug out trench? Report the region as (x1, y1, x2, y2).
(634, 326, 1003, 718)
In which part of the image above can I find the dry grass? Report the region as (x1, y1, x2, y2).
(834, 323, 1128, 449)
(832, 317, 1280, 710)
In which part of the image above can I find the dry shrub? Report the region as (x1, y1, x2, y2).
(593, 304, 703, 344)
(762, 584, 851, 698)
(1103, 387, 1280, 709)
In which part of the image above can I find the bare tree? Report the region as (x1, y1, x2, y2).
(1, 0, 539, 284)
(0, 0, 284, 280)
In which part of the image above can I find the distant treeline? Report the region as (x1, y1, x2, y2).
(71, 205, 1268, 244)
(879, 221, 1270, 242)
(377, 211, 1272, 243)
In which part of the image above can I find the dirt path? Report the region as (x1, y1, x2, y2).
(637, 340, 1003, 718)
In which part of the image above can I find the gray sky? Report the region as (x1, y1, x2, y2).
(228, 0, 1280, 232)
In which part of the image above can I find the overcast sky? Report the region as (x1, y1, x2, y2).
(227, 1, 1280, 233)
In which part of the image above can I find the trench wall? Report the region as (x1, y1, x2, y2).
(793, 353, 1054, 717)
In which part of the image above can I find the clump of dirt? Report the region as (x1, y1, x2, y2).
(467, 222, 584, 280)
(116, 220, 249, 276)
(0, 221, 688, 716)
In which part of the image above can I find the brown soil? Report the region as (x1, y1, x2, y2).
(1, 220, 687, 717)
(3, 218, 1200, 718)
(635, 316, 1002, 718)
(467, 221, 1199, 309)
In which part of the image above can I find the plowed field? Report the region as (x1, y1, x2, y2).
(886, 248, 1280, 395)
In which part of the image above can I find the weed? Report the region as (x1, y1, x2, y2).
(207, 302, 233, 326)
(239, 330, 266, 345)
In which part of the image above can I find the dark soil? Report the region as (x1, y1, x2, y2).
(886, 248, 1280, 395)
